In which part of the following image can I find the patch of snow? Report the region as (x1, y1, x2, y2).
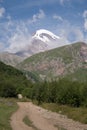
(32, 29, 60, 43)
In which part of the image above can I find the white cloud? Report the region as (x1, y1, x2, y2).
(6, 19, 85, 54)
(28, 9, 45, 24)
(0, 7, 5, 18)
(83, 10, 87, 18)
(72, 28, 84, 42)
(60, 0, 70, 5)
(38, 9, 45, 19)
(7, 33, 31, 53)
(0, 9, 46, 53)
(53, 14, 63, 21)
(83, 10, 87, 31)
(0, 42, 5, 51)
(55, 19, 85, 44)
(6, 22, 32, 53)
(60, 0, 64, 5)
(84, 20, 87, 31)
(6, 15, 11, 21)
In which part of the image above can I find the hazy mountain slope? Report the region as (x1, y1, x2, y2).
(17, 42, 87, 80)
(0, 52, 24, 66)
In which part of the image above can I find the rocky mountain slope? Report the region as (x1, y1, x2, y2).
(17, 42, 87, 81)
(0, 52, 24, 66)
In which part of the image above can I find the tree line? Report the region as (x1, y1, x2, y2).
(22, 78, 87, 107)
(0, 61, 87, 108)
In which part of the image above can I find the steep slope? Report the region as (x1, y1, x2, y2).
(16, 29, 65, 57)
(17, 42, 87, 81)
(0, 52, 24, 66)
(0, 61, 32, 97)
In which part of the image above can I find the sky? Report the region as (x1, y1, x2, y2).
(0, 0, 87, 53)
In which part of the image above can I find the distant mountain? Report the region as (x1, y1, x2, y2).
(0, 52, 24, 66)
(16, 29, 65, 57)
(17, 42, 87, 81)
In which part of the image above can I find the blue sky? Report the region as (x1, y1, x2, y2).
(0, 0, 87, 52)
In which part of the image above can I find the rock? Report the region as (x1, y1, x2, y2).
(17, 94, 23, 99)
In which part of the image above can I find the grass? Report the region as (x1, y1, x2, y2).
(41, 103, 87, 124)
(0, 98, 18, 130)
(23, 116, 32, 127)
(23, 116, 39, 130)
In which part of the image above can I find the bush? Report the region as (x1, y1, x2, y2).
(0, 81, 17, 97)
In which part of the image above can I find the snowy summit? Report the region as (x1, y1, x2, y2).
(32, 29, 60, 43)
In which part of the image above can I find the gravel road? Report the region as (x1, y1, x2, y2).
(11, 102, 87, 130)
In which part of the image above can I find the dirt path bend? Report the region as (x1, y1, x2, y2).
(11, 102, 87, 130)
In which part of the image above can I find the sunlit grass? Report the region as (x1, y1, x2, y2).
(41, 103, 87, 124)
(0, 98, 18, 130)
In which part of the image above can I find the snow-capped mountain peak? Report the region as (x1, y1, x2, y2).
(32, 29, 60, 43)
(14, 29, 65, 58)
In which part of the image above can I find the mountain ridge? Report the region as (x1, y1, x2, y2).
(17, 42, 87, 81)
(0, 52, 24, 66)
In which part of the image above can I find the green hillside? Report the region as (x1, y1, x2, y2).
(19, 42, 84, 64)
(17, 42, 87, 81)
(0, 61, 32, 97)
(65, 68, 87, 82)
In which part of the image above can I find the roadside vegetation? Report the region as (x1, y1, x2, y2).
(41, 103, 87, 124)
(24, 78, 87, 108)
(0, 98, 18, 130)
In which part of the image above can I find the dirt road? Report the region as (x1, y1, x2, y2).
(11, 102, 87, 130)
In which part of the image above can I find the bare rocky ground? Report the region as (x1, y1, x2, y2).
(11, 102, 87, 130)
